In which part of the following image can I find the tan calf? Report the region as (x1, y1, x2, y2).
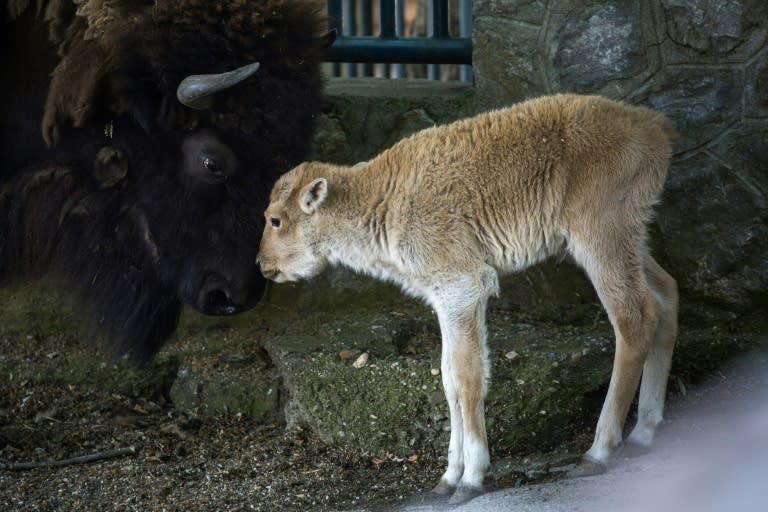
(257, 94, 679, 503)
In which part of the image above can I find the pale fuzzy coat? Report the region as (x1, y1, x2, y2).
(263, 94, 675, 288)
(258, 93, 679, 501)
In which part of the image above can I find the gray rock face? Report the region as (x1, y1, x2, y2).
(746, 51, 768, 116)
(555, 2, 645, 92)
(656, 129, 768, 307)
(662, 0, 743, 53)
(641, 68, 743, 153)
(471, 0, 768, 316)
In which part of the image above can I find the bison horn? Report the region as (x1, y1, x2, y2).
(176, 62, 261, 109)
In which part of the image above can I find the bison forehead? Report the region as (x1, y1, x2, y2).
(41, 0, 328, 152)
(74, 0, 327, 44)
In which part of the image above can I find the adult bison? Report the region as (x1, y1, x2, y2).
(0, 0, 331, 358)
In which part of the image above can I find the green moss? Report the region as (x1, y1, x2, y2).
(0, 277, 79, 339)
(266, 313, 620, 457)
(273, 344, 445, 455)
(170, 370, 280, 421)
(3, 347, 178, 400)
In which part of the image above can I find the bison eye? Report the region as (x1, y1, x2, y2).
(203, 155, 229, 182)
(270, 217, 281, 229)
(202, 156, 225, 178)
(182, 131, 238, 186)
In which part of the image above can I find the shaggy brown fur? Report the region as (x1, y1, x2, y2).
(1, 0, 329, 357)
(38, 0, 328, 144)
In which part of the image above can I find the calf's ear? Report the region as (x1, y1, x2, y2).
(300, 178, 328, 214)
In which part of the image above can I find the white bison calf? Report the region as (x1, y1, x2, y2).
(257, 94, 679, 503)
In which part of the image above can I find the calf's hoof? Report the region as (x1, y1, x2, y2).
(448, 485, 484, 505)
(568, 456, 607, 478)
(619, 439, 652, 459)
(431, 479, 456, 497)
(402, 489, 451, 508)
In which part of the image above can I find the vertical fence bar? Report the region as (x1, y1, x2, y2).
(392, 0, 405, 78)
(432, 0, 448, 38)
(459, 0, 473, 82)
(361, 0, 374, 76)
(380, 0, 395, 38)
(426, 1, 439, 80)
(328, 0, 342, 77)
(380, 0, 395, 78)
(343, 0, 357, 77)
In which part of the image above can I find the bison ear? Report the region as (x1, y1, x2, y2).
(94, 147, 128, 187)
(318, 29, 337, 48)
(300, 178, 328, 214)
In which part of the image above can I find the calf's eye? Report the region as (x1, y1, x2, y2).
(270, 217, 281, 228)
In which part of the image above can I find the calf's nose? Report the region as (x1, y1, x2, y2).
(259, 266, 279, 280)
(255, 254, 276, 280)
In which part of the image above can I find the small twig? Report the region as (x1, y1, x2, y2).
(1, 446, 136, 471)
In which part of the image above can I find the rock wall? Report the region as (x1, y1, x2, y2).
(474, 0, 768, 317)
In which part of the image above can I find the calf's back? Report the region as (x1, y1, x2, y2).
(353, 94, 677, 273)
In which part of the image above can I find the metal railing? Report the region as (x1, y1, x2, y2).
(325, 0, 473, 81)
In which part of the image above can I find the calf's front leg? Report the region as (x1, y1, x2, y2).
(430, 277, 494, 503)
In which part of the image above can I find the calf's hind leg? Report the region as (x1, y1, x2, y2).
(626, 255, 678, 449)
(570, 237, 657, 475)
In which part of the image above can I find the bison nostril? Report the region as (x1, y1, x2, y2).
(199, 288, 239, 315)
(203, 290, 235, 313)
(193, 268, 265, 315)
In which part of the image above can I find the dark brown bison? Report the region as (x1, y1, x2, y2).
(0, 0, 331, 358)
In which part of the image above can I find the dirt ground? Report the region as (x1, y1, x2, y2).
(0, 330, 450, 512)
(1, 299, 763, 512)
(0, 405, 449, 512)
(0, 332, 585, 512)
